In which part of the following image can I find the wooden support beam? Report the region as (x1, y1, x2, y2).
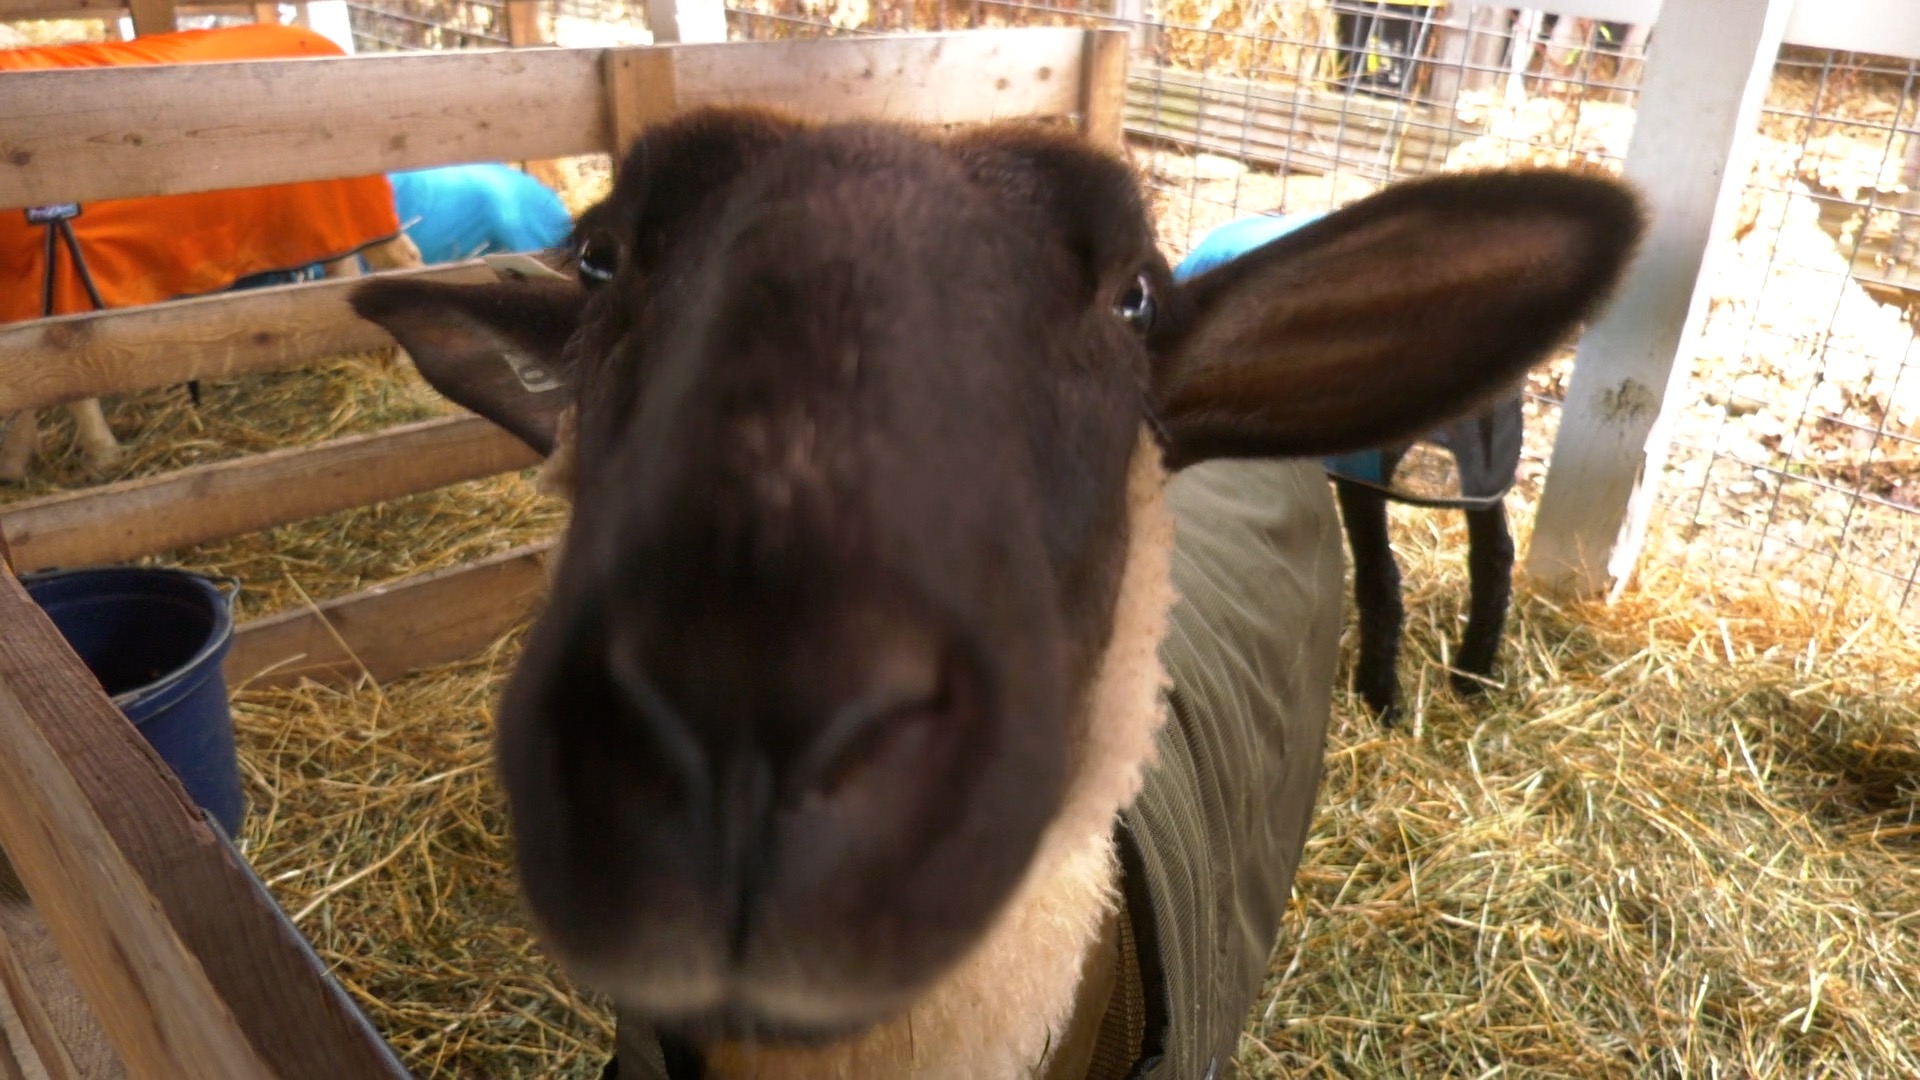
(1526, 0, 1796, 597)
(1077, 29, 1128, 149)
(1, 31, 1095, 209)
(251, 1, 278, 24)
(226, 540, 555, 689)
(0, 0, 260, 15)
(0, 571, 408, 1079)
(0, 415, 539, 573)
(0, 261, 496, 415)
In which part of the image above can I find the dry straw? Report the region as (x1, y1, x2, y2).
(8, 336, 1917, 1077)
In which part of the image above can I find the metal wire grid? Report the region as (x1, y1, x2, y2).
(346, 0, 512, 52)
(1655, 48, 1920, 612)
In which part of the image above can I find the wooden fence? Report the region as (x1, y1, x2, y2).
(0, 25, 1128, 1076)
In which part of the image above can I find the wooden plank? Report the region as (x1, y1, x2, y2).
(0, 47, 609, 208)
(0, 0, 123, 15)
(1527, 0, 1797, 597)
(1078, 28, 1128, 149)
(0, 0, 265, 14)
(226, 540, 555, 689)
(0, 260, 496, 414)
(0, 415, 539, 573)
(616, 29, 1090, 128)
(1, 30, 1093, 209)
(0, 572, 410, 1079)
(250, 1, 277, 24)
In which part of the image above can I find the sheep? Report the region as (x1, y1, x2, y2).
(348, 106, 1642, 1079)
(0, 24, 425, 483)
(387, 163, 575, 266)
(1177, 211, 1530, 724)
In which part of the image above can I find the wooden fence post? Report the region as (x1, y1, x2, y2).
(506, 0, 545, 46)
(1525, 0, 1796, 598)
(1079, 28, 1129, 149)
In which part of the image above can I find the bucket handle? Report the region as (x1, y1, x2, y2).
(207, 574, 244, 610)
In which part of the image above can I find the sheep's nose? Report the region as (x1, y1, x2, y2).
(599, 607, 976, 934)
(603, 617, 950, 805)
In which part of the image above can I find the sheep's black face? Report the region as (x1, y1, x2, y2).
(505, 112, 1163, 1037)
(350, 105, 1646, 1053)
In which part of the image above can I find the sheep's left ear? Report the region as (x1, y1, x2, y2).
(350, 277, 585, 455)
(1148, 170, 1644, 470)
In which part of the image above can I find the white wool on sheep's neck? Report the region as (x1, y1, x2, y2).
(701, 429, 1180, 1079)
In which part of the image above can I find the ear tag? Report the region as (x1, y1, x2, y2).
(482, 253, 573, 392)
(484, 252, 572, 282)
(501, 347, 563, 393)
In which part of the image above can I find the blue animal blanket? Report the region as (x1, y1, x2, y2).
(1173, 212, 1522, 510)
(389, 164, 574, 265)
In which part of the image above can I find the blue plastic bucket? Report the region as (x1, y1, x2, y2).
(23, 567, 245, 836)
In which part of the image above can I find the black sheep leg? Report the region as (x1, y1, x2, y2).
(1451, 500, 1514, 696)
(1334, 478, 1405, 723)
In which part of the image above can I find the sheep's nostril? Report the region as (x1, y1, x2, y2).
(790, 686, 947, 804)
(786, 627, 948, 803)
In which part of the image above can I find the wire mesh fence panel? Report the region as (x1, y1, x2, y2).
(346, 0, 512, 51)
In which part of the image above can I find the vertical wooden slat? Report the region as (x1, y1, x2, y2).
(1078, 28, 1129, 149)
(505, 0, 544, 46)
(603, 47, 678, 156)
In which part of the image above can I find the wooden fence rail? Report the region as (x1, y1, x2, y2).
(0, 29, 1099, 208)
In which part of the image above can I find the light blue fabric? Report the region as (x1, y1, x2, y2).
(1171, 211, 1327, 283)
(388, 164, 574, 266)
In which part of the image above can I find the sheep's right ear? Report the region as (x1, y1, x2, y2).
(349, 278, 584, 456)
(1148, 170, 1644, 470)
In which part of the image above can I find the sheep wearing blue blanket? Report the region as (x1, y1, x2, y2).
(1176, 212, 1527, 722)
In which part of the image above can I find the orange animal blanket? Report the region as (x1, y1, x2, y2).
(0, 26, 404, 321)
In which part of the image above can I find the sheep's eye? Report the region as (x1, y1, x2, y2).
(1114, 272, 1154, 333)
(576, 236, 618, 287)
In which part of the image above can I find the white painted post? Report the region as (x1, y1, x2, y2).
(647, 0, 726, 43)
(1525, 0, 1796, 598)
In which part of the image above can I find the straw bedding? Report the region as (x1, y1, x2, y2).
(6, 312, 1915, 1080)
